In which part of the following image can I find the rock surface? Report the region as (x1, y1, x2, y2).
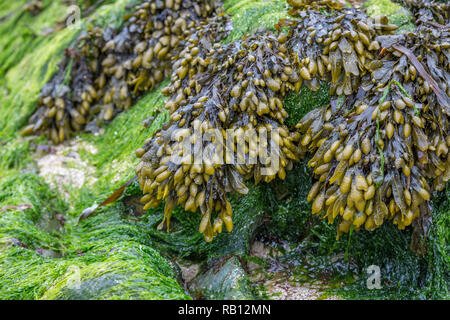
(189, 256, 254, 300)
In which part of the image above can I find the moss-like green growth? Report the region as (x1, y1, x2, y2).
(0, 173, 67, 251)
(284, 81, 331, 127)
(0, 172, 190, 300)
(330, 184, 449, 299)
(0, 1, 190, 300)
(223, 0, 289, 42)
(0, 0, 447, 301)
(0, 172, 70, 299)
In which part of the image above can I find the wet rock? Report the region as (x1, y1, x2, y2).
(176, 260, 201, 284)
(189, 256, 254, 300)
(264, 279, 341, 300)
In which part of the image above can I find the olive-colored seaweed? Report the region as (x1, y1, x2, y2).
(23, 0, 223, 144)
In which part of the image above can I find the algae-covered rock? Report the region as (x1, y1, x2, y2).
(0, 0, 144, 141)
(257, 171, 450, 300)
(0, 0, 276, 298)
(0, 173, 189, 300)
(205, 184, 266, 259)
(190, 256, 254, 299)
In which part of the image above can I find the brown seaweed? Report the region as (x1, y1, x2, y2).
(23, 0, 225, 144)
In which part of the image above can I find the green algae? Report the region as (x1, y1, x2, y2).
(0, 23, 78, 142)
(43, 212, 190, 300)
(86, 0, 144, 29)
(247, 0, 446, 300)
(71, 70, 266, 263)
(223, 0, 289, 42)
(191, 256, 255, 299)
(259, 162, 313, 242)
(0, 139, 33, 170)
(0, 0, 190, 300)
(0, 173, 70, 299)
(365, 0, 404, 16)
(329, 185, 449, 300)
(0, 0, 146, 142)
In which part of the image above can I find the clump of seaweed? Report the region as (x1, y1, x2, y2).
(296, 0, 449, 238)
(135, 28, 304, 242)
(22, 0, 223, 143)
